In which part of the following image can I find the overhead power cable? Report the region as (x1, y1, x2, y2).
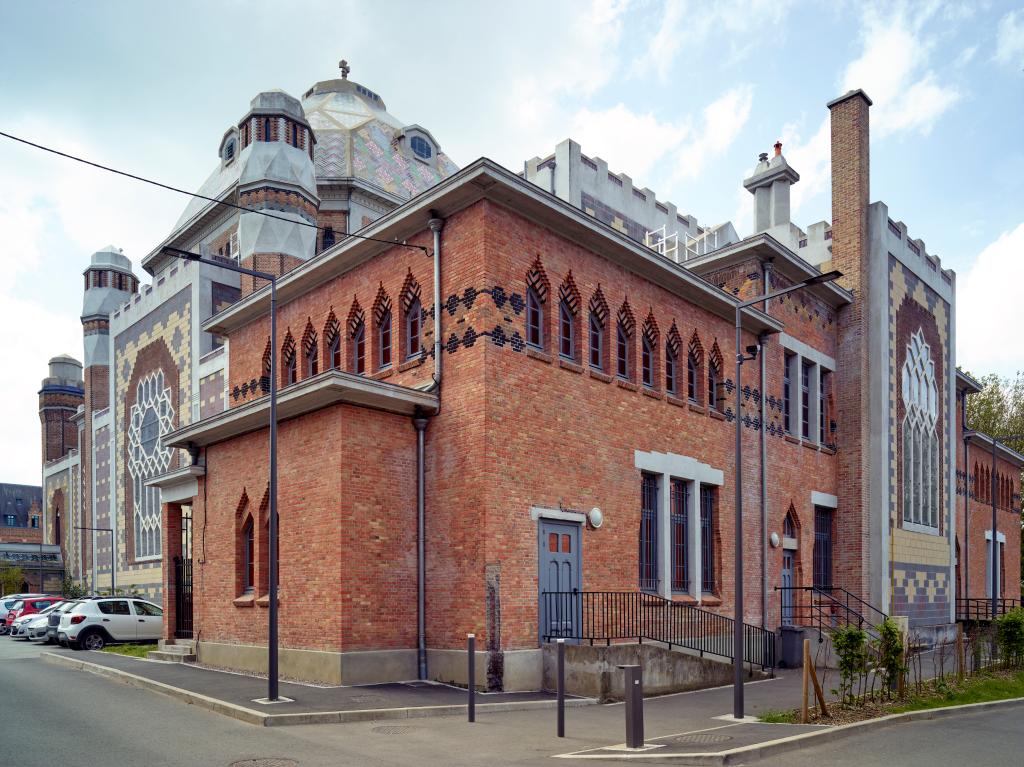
(0, 130, 429, 255)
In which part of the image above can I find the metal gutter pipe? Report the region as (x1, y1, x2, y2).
(413, 411, 429, 679)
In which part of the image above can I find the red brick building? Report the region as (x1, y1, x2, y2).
(139, 83, 1018, 688)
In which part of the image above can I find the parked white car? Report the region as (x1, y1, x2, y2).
(58, 598, 163, 650)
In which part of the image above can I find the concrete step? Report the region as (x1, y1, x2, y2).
(147, 649, 197, 663)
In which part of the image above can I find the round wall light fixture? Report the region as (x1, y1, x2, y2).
(769, 532, 781, 548)
(588, 507, 604, 529)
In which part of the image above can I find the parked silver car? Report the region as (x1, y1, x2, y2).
(10, 601, 69, 640)
(0, 594, 43, 635)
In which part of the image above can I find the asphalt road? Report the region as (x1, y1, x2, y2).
(2, 637, 1022, 766)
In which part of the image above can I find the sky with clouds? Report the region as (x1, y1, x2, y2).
(0, 0, 1022, 484)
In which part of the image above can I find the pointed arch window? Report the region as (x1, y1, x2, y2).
(242, 516, 255, 593)
(559, 299, 575, 360)
(587, 288, 608, 372)
(901, 329, 939, 530)
(617, 323, 630, 380)
(303, 326, 318, 378)
(282, 335, 297, 386)
(350, 318, 366, 375)
(405, 297, 422, 359)
(687, 353, 697, 400)
(324, 315, 341, 371)
(589, 314, 604, 369)
(665, 343, 678, 396)
(526, 287, 544, 350)
(708, 358, 721, 411)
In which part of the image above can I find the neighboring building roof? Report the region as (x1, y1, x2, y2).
(0, 484, 42, 527)
(965, 432, 1024, 468)
(956, 369, 984, 394)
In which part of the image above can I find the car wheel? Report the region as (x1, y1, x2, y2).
(81, 631, 106, 651)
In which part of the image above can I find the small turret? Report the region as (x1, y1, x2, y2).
(38, 355, 83, 465)
(82, 246, 138, 369)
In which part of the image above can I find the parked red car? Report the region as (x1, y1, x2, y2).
(4, 596, 62, 629)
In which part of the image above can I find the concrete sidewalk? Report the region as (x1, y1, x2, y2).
(41, 648, 595, 725)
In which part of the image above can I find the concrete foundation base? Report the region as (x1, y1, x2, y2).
(541, 642, 762, 702)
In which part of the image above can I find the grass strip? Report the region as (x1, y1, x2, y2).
(101, 643, 156, 658)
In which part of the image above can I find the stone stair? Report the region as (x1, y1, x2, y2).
(147, 639, 196, 663)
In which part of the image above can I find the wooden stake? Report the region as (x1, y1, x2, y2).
(808, 661, 829, 717)
(801, 638, 810, 723)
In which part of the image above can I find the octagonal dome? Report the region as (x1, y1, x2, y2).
(302, 74, 458, 199)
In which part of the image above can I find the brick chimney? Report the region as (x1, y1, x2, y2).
(827, 88, 873, 602)
(827, 89, 872, 291)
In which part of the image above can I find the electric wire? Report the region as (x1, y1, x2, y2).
(0, 130, 429, 254)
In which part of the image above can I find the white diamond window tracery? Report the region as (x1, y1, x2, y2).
(128, 370, 175, 559)
(901, 330, 939, 530)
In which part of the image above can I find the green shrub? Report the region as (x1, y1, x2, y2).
(61, 577, 88, 599)
(995, 607, 1024, 667)
(874, 618, 906, 698)
(831, 624, 867, 705)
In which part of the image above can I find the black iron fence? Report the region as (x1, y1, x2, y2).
(956, 598, 1020, 622)
(173, 556, 193, 639)
(540, 590, 775, 670)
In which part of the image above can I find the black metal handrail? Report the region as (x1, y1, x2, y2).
(540, 590, 775, 670)
(956, 598, 1020, 622)
(776, 586, 886, 639)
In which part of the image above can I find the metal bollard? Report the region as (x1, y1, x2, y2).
(467, 633, 476, 723)
(556, 639, 566, 737)
(618, 664, 644, 749)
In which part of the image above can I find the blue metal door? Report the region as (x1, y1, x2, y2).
(538, 520, 581, 641)
(781, 551, 794, 626)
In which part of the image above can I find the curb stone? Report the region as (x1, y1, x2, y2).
(40, 652, 596, 727)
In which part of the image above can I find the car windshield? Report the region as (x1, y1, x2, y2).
(10, 601, 24, 611)
(37, 602, 63, 615)
(2, 599, 18, 609)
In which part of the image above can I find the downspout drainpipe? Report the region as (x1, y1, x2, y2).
(415, 213, 445, 681)
(413, 411, 429, 680)
(760, 261, 773, 629)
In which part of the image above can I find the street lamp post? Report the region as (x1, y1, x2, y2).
(162, 247, 281, 702)
(74, 526, 115, 594)
(732, 269, 841, 720)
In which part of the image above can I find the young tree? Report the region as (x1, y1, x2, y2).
(0, 564, 26, 595)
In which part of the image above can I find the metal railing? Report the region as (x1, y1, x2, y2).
(776, 586, 886, 638)
(540, 590, 775, 670)
(956, 598, 1020, 622)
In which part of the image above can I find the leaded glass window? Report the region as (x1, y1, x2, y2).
(901, 329, 939, 529)
(127, 369, 175, 560)
(640, 473, 659, 592)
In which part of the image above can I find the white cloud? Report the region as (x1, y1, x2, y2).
(631, 0, 795, 79)
(957, 222, 1024, 379)
(673, 85, 754, 182)
(778, 118, 831, 220)
(995, 10, 1024, 68)
(840, 6, 961, 137)
(569, 103, 687, 182)
(954, 45, 977, 68)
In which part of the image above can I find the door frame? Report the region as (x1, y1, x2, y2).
(533, 507, 585, 645)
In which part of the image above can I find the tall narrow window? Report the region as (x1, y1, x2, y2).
(641, 333, 654, 388)
(322, 226, 335, 250)
(291, 122, 298, 147)
(665, 343, 678, 396)
(813, 506, 833, 589)
(800, 360, 812, 439)
(405, 297, 422, 359)
(263, 117, 271, 141)
(589, 313, 604, 370)
(783, 353, 794, 433)
(687, 352, 697, 401)
(819, 371, 828, 443)
(671, 479, 688, 592)
(378, 312, 392, 368)
(700, 487, 715, 594)
(559, 299, 574, 360)
(329, 334, 341, 369)
(282, 335, 297, 387)
(708, 361, 720, 411)
(352, 321, 366, 375)
(617, 323, 630, 379)
(526, 287, 544, 349)
(242, 518, 254, 593)
(640, 473, 659, 592)
(303, 327, 318, 378)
